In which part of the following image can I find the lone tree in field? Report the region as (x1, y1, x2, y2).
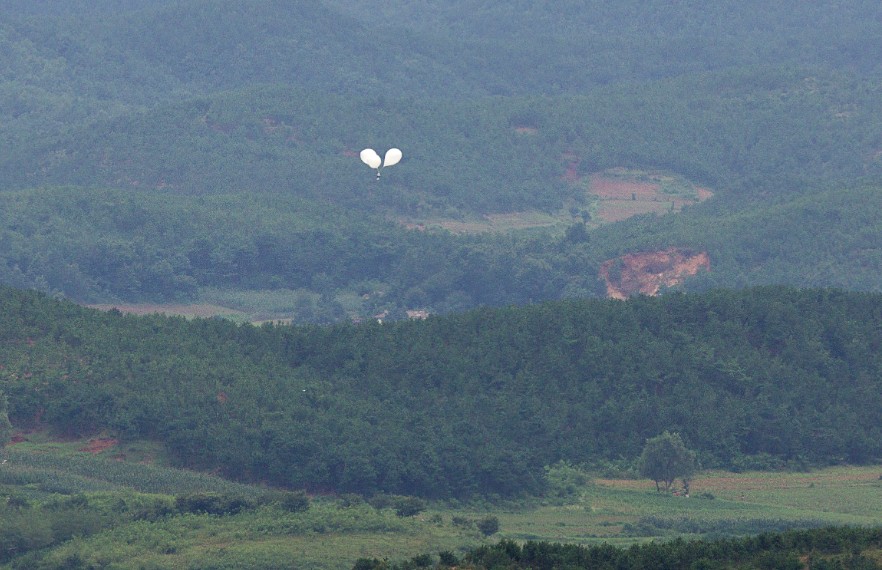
(639, 431, 697, 493)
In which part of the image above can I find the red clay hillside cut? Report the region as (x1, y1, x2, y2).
(600, 248, 710, 299)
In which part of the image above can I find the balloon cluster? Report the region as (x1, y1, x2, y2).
(360, 148, 402, 180)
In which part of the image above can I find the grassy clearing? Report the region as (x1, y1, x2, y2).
(0, 445, 268, 499)
(3, 442, 882, 569)
(397, 210, 578, 235)
(395, 168, 713, 235)
(86, 303, 245, 320)
(86, 287, 382, 325)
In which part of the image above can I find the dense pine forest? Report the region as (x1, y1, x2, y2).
(2, 286, 882, 499)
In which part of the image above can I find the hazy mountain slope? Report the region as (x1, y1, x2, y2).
(1, 71, 881, 308)
(328, 0, 882, 89)
(2, 2, 882, 309)
(1, 1, 169, 17)
(0, 0, 481, 110)
(0, 0, 479, 158)
(98, 0, 479, 97)
(4, 70, 881, 210)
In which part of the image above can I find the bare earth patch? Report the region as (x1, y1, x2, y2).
(79, 437, 119, 454)
(586, 167, 713, 224)
(600, 248, 711, 299)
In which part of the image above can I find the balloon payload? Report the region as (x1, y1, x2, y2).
(360, 148, 401, 179)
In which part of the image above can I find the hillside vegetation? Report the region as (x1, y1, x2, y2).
(3, 286, 882, 499)
(5, 3, 882, 567)
(5, 445, 882, 568)
(2, 2, 882, 317)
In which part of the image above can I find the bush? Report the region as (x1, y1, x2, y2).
(367, 494, 426, 517)
(175, 493, 252, 516)
(352, 558, 389, 570)
(544, 460, 590, 499)
(477, 516, 500, 537)
(393, 496, 427, 518)
(409, 553, 433, 567)
(438, 551, 458, 566)
(276, 490, 310, 513)
(339, 493, 364, 508)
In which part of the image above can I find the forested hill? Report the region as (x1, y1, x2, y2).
(5, 0, 881, 102)
(330, 0, 882, 90)
(3, 1, 882, 314)
(3, 286, 882, 498)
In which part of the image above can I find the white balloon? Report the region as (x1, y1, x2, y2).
(383, 148, 402, 168)
(360, 148, 381, 169)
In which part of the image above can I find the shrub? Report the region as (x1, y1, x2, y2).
(544, 460, 590, 499)
(438, 551, 458, 566)
(339, 493, 364, 508)
(367, 494, 426, 517)
(477, 516, 500, 537)
(276, 490, 310, 513)
(393, 496, 426, 518)
(175, 493, 252, 516)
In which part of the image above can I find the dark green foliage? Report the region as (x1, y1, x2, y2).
(443, 528, 882, 570)
(437, 551, 457, 566)
(352, 558, 391, 570)
(0, 491, 178, 564)
(274, 490, 310, 513)
(0, 389, 12, 447)
(368, 495, 427, 517)
(4, 285, 882, 498)
(476, 516, 500, 537)
(639, 431, 697, 492)
(393, 497, 427, 518)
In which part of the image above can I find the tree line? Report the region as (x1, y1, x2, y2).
(362, 527, 882, 570)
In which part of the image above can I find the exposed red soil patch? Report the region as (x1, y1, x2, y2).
(562, 152, 581, 183)
(79, 437, 119, 454)
(601, 248, 710, 299)
(589, 173, 660, 200)
(559, 167, 715, 224)
(696, 187, 714, 200)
